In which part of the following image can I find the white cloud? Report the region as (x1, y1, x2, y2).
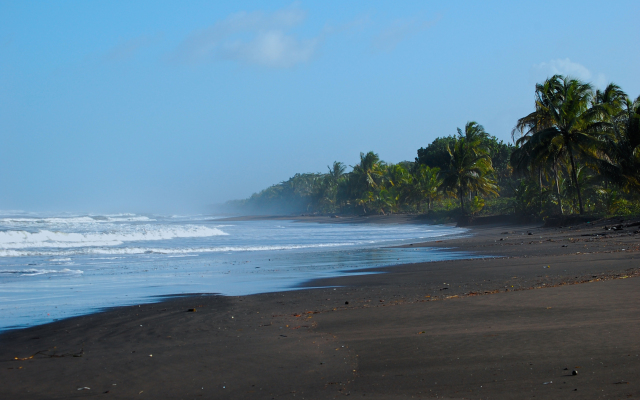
(220, 31, 318, 68)
(531, 58, 607, 88)
(373, 17, 438, 52)
(172, 6, 319, 68)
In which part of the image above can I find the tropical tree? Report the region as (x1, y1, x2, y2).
(328, 161, 346, 182)
(412, 165, 442, 210)
(416, 136, 457, 170)
(441, 123, 498, 214)
(458, 121, 490, 151)
(512, 75, 609, 214)
(381, 164, 412, 212)
(510, 129, 567, 215)
(596, 95, 640, 192)
(349, 151, 385, 213)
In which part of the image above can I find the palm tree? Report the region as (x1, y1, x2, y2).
(327, 161, 346, 182)
(318, 161, 347, 212)
(353, 152, 384, 187)
(387, 164, 415, 207)
(458, 121, 490, 155)
(513, 75, 600, 214)
(596, 94, 640, 191)
(349, 152, 385, 213)
(412, 165, 442, 211)
(441, 127, 498, 214)
(511, 130, 567, 214)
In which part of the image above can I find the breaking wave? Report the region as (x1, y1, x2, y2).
(0, 242, 354, 257)
(0, 225, 228, 250)
(0, 214, 154, 225)
(0, 268, 83, 276)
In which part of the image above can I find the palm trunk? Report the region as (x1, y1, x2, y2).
(459, 188, 465, 214)
(568, 147, 584, 215)
(554, 163, 563, 215)
(539, 167, 543, 213)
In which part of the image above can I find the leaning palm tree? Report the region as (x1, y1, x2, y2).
(513, 75, 600, 214)
(441, 135, 497, 214)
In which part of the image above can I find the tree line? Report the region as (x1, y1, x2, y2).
(225, 75, 640, 219)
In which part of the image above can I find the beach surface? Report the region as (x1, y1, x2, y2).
(1, 217, 639, 399)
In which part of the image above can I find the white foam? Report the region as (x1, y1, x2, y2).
(0, 242, 355, 257)
(0, 215, 154, 225)
(101, 215, 155, 222)
(0, 225, 228, 250)
(0, 268, 83, 276)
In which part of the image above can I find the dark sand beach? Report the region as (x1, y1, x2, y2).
(1, 217, 639, 399)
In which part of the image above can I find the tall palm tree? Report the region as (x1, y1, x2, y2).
(592, 84, 627, 123)
(441, 132, 497, 214)
(349, 152, 385, 213)
(513, 75, 599, 214)
(353, 152, 384, 187)
(511, 129, 566, 214)
(327, 161, 346, 182)
(596, 95, 640, 191)
(458, 121, 490, 155)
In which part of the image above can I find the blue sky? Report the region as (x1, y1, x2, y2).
(1, 0, 638, 213)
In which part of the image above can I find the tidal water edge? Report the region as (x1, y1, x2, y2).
(0, 212, 475, 331)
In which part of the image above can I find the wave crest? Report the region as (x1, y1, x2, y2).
(0, 225, 228, 249)
(0, 242, 353, 257)
(0, 215, 154, 225)
(0, 268, 83, 276)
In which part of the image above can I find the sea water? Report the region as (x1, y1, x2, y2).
(0, 212, 472, 331)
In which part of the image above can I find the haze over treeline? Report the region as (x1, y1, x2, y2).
(1, 1, 638, 213)
(224, 76, 640, 220)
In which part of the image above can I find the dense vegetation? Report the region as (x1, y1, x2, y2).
(225, 75, 640, 220)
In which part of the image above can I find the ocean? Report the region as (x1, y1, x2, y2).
(0, 212, 473, 331)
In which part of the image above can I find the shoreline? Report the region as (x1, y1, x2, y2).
(217, 213, 454, 225)
(0, 215, 466, 333)
(1, 218, 640, 398)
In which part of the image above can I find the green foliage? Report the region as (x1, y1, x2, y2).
(416, 137, 456, 170)
(440, 122, 498, 214)
(469, 196, 485, 216)
(411, 165, 442, 211)
(223, 75, 639, 220)
(511, 75, 640, 218)
(595, 95, 640, 191)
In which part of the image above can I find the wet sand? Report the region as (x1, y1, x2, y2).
(1, 217, 639, 399)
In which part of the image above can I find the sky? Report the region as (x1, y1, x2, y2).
(1, 0, 638, 214)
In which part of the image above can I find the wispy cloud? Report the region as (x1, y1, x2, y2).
(373, 16, 439, 52)
(172, 6, 320, 68)
(104, 34, 161, 62)
(531, 58, 607, 88)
